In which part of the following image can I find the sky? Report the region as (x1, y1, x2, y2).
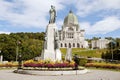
(0, 0, 120, 39)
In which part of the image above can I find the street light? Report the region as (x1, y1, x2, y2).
(16, 41, 21, 62)
(16, 41, 22, 70)
(18, 53, 22, 69)
(110, 41, 116, 61)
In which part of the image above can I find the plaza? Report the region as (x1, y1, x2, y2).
(0, 69, 120, 80)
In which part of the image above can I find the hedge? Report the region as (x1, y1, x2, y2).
(85, 63, 120, 69)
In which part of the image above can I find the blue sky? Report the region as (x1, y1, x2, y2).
(0, 0, 120, 39)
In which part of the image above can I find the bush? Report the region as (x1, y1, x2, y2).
(23, 60, 75, 68)
(0, 62, 18, 67)
(79, 58, 88, 66)
(85, 62, 120, 69)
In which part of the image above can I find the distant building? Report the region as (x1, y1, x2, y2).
(91, 39, 110, 49)
(59, 10, 88, 48)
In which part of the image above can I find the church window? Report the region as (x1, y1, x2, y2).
(68, 27, 74, 31)
(61, 43, 63, 47)
(69, 43, 71, 48)
(65, 43, 67, 47)
(77, 43, 80, 48)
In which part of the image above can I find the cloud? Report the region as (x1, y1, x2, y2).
(0, 0, 120, 37)
(81, 16, 120, 34)
(0, 31, 10, 34)
(0, 0, 66, 28)
(56, 20, 63, 30)
(76, 0, 120, 17)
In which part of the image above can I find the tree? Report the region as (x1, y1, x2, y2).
(107, 41, 116, 50)
(2, 41, 16, 61)
(21, 39, 43, 60)
(103, 39, 120, 60)
(0, 32, 44, 61)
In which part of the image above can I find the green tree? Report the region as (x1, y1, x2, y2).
(0, 32, 44, 61)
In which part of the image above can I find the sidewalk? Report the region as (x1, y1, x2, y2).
(0, 69, 120, 80)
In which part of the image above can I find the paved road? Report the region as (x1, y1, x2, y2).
(0, 69, 120, 80)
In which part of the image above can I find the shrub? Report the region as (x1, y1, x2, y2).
(0, 62, 18, 67)
(85, 62, 120, 69)
(79, 58, 88, 66)
(23, 60, 75, 68)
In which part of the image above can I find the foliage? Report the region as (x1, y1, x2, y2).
(102, 38, 120, 60)
(0, 32, 44, 61)
(102, 50, 120, 60)
(79, 58, 88, 66)
(85, 62, 120, 69)
(0, 62, 18, 67)
(23, 60, 75, 68)
(21, 39, 43, 60)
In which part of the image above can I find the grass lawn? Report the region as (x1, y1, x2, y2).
(60, 48, 107, 58)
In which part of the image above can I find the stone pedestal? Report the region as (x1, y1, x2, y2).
(41, 23, 62, 61)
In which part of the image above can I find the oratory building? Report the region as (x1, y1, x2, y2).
(59, 11, 88, 48)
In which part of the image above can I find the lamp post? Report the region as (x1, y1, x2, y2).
(16, 41, 21, 62)
(110, 41, 116, 61)
(16, 40, 22, 69)
(18, 53, 22, 69)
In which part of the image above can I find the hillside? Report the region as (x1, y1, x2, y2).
(60, 48, 107, 58)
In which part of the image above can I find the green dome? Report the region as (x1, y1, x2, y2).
(64, 10, 79, 26)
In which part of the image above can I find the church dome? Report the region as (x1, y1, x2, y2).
(64, 10, 79, 26)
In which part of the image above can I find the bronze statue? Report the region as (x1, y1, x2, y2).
(49, 5, 56, 23)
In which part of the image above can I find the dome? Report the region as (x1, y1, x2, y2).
(64, 10, 79, 26)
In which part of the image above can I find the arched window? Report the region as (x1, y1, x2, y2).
(68, 27, 74, 31)
(73, 43, 75, 47)
(61, 43, 63, 47)
(77, 43, 80, 48)
(65, 43, 67, 47)
(69, 43, 71, 48)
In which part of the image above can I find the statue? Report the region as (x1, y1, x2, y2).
(49, 5, 56, 23)
(41, 5, 62, 61)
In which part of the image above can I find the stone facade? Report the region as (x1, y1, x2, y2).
(59, 11, 88, 48)
(91, 39, 110, 49)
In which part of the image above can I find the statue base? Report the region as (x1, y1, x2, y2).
(41, 23, 62, 61)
